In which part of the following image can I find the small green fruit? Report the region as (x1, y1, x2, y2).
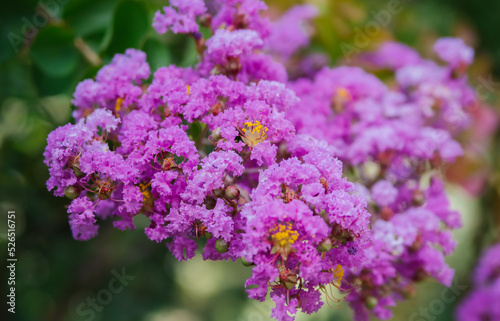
(215, 239, 229, 253)
(64, 185, 80, 199)
(365, 296, 378, 309)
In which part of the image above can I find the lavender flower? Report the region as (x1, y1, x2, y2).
(43, 2, 482, 320)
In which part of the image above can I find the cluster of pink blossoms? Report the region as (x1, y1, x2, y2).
(457, 243, 500, 321)
(44, 1, 481, 320)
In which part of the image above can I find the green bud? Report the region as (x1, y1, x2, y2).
(225, 185, 240, 200)
(241, 257, 254, 267)
(211, 127, 222, 141)
(283, 275, 297, 289)
(319, 209, 329, 224)
(284, 281, 296, 290)
(365, 296, 378, 309)
(204, 231, 213, 239)
(317, 238, 332, 252)
(215, 239, 229, 253)
(64, 185, 80, 200)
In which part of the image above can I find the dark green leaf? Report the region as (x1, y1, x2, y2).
(142, 37, 172, 71)
(63, 0, 119, 37)
(30, 25, 80, 77)
(104, 0, 149, 56)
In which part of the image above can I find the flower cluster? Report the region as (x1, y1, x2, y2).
(287, 38, 475, 319)
(457, 243, 500, 321)
(44, 1, 482, 320)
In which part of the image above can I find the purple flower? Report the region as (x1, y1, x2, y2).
(270, 291, 298, 321)
(44, 3, 482, 320)
(68, 197, 98, 241)
(456, 285, 500, 321)
(211, 0, 271, 39)
(153, 0, 206, 34)
(266, 5, 319, 60)
(371, 180, 398, 207)
(473, 243, 500, 287)
(434, 37, 474, 68)
(182, 151, 244, 204)
(72, 49, 150, 119)
(363, 42, 421, 69)
(208, 29, 263, 63)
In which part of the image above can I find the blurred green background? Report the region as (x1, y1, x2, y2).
(1, 0, 499, 321)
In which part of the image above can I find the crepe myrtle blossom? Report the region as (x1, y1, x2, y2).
(42, 1, 485, 320)
(240, 153, 371, 317)
(266, 5, 319, 61)
(286, 36, 477, 321)
(153, 0, 207, 34)
(72, 49, 150, 120)
(456, 243, 500, 321)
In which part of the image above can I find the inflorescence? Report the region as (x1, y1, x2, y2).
(44, 1, 481, 320)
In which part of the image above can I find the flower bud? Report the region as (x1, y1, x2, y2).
(192, 31, 203, 41)
(227, 56, 241, 76)
(204, 231, 213, 239)
(412, 190, 425, 207)
(212, 188, 224, 198)
(319, 209, 329, 224)
(225, 185, 240, 200)
(278, 142, 290, 159)
(317, 238, 332, 252)
(211, 127, 222, 141)
(64, 185, 80, 199)
(241, 257, 254, 267)
(199, 13, 212, 28)
(365, 296, 378, 309)
(215, 239, 229, 253)
(413, 269, 428, 282)
(380, 206, 393, 221)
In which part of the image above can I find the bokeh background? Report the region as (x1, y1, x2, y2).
(1, 0, 499, 320)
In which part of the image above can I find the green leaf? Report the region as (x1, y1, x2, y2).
(30, 25, 80, 77)
(142, 37, 172, 71)
(0, 0, 39, 63)
(31, 64, 77, 96)
(104, 0, 149, 56)
(63, 0, 119, 37)
(178, 38, 199, 67)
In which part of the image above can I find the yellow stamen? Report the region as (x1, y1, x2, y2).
(332, 88, 351, 113)
(270, 222, 299, 247)
(186, 85, 191, 95)
(336, 88, 350, 100)
(332, 264, 344, 285)
(241, 120, 268, 147)
(320, 177, 328, 192)
(115, 97, 123, 116)
(139, 182, 153, 206)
